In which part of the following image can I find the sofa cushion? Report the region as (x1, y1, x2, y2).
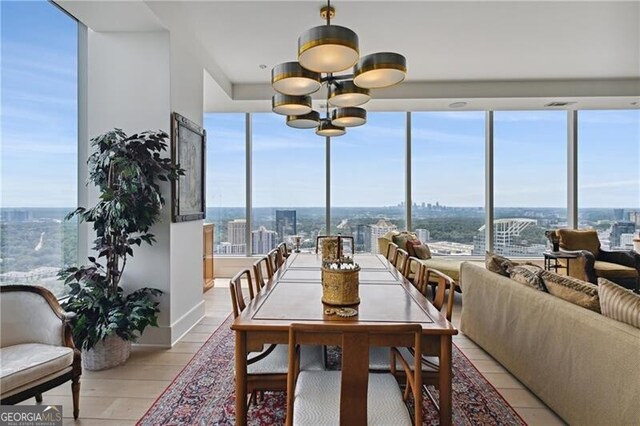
(540, 270, 600, 313)
(485, 252, 513, 276)
(378, 231, 400, 256)
(557, 229, 600, 258)
(406, 240, 431, 259)
(509, 265, 546, 291)
(598, 278, 640, 329)
(594, 261, 638, 279)
(392, 232, 417, 252)
(0, 343, 74, 393)
(412, 258, 463, 282)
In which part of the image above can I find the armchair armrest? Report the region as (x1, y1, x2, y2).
(598, 249, 640, 270)
(560, 250, 597, 283)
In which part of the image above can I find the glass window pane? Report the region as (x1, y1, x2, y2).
(331, 112, 405, 254)
(0, 1, 78, 297)
(493, 111, 567, 257)
(205, 113, 246, 255)
(578, 110, 640, 250)
(252, 113, 325, 254)
(412, 112, 485, 256)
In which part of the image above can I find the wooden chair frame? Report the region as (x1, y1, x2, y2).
(385, 242, 399, 265)
(253, 256, 273, 291)
(315, 235, 355, 257)
(394, 248, 410, 276)
(286, 323, 423, 426)
(277, 242, 290, 259)
(0, 285, 82, 419)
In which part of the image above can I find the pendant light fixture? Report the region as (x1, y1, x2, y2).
(271, 0, 407, 137)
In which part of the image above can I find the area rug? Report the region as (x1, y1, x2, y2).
(138, 316, 526, 425)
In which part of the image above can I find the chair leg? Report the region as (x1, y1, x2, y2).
(35, 393, 43, 403)
(72, 377, 80, 419)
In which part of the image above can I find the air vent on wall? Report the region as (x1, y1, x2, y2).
(544, 101, 576, 107)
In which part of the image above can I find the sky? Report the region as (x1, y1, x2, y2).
(2, 1, 639, 210)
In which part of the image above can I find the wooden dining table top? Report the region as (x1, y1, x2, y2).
(231, 253, 458, 336)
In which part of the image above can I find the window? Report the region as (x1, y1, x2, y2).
(412, 112, 485, 256)
(205, 113, 247, 255)
(578, 110, 640, 250)
(493, 111, 567, 256)
(252, 113, 325, 254)
(0, 0, 78, 297)
(331, 113, 405, 253)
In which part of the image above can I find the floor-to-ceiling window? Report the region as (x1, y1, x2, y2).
(412, 112, 485, 255)
(252, 113, 325, 254)
(204, 113, 247, 255)
(493, 111, 567, 256)
(0, 1, 78, 297)
(331, 112, 405, 254)
(578, 110, 640, 250)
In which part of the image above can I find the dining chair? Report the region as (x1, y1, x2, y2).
(394, 248, 410, 276)
(229, 269, 325, 406)
(277, 242, 290, 259)
(268, 248, 284, 273)
(253, 256, 273, 291)
(368, 268, 457, 412)
(315, 235, 355, 258)
(385, 242, 399, 265)
(286, 323, 423, 426)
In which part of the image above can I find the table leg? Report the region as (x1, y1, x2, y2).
(235, 330, 247, 426)
(439, 335, 453, 426)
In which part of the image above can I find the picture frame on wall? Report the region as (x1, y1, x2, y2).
(171, 112, 206, 222)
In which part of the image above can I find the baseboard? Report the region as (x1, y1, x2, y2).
(134, 300, 205, 348)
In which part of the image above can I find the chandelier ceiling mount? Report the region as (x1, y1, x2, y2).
(271, 0, 407, 137)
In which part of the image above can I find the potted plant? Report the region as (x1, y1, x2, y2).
(59, 129, 182, 370)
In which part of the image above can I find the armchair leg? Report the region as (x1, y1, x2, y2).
(71, 377, 80, 419)
(35, 393, 43, 403)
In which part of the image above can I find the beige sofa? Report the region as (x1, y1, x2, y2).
(459, 262, 640, 426)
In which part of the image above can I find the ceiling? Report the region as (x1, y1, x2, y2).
(58, 1, 640, 112)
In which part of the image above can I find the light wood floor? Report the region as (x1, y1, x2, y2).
(25, 279, 566, 425)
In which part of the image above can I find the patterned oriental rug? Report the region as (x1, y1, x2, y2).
(138, 316, 526, 425)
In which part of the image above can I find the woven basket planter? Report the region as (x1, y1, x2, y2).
(83, 335, 131, 371)
(321, 265, 360, 306)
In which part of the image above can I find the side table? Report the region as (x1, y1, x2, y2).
(543, 250, 579, 275)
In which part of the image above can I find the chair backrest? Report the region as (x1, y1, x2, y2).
(385, 242, 399, 264)
(253, 256, 273, 290)
(556, 229, 601, 257)
(268, 248, 283, 273)
(277, 242, 289, 259)
(405, 256, 425, 290)
(424, 268, 456, 321)
(315, 235, 355, 258)
(229, 269, 254, 318)
(286, 323, 422, 426)
(0, 285, 65, 347)
(394, 248, 409, 276)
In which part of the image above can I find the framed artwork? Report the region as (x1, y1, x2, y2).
(171, 112, 206, 222)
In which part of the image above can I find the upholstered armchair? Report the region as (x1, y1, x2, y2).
(555, 229, 640, 292)
(1, 285, 81, 419)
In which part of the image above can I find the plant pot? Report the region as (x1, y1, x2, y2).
(82, 335, 131, 371)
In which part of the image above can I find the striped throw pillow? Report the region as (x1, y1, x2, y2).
(598, 278, 640, 329)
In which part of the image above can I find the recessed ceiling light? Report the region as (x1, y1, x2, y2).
(631, 101, 638, 106)
(544, 101, 576, 107)
(449, 102, 467, 108)
(259, 64, 267, 69)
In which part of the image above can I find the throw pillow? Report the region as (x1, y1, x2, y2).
(540, 270, 600, 313)
(392, 232, 417, 252)
(598, 278, 640, 329)
(406, 240, 431, 260)
(485, 252, 513, 277)
(508, 265, 546, 291)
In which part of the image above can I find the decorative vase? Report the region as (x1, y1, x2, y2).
(321, 264, 360, 306)
(82, 335, 131, 371)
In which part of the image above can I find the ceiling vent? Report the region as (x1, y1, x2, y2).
(544, 101, 576, 107)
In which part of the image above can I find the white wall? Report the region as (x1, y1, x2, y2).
(86, 30, 205, 347)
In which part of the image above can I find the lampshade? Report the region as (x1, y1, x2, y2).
(272, 62, 322, 96)
(286, 111, 321, 129)
(316, 119, 346, 137)
(331, 107, 366, 127)
(329, 80, 370, 107)
(272, 94, 312, 116)
(353, 52, 407, 89)
(298, 25, 359, 73)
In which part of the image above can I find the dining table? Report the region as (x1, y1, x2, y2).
(231, 252, 458, 425)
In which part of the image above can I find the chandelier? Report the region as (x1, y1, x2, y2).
(270, 0, 407, 137)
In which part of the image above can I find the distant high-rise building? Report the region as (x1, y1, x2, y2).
(1, 209, 32, 222)
(613, 209, 625, 221)
(227, 219, 246, 245)
(610, 221, 636, 248)
(252, 226, 277, 254)
(620, 233, 635, 250)
(275, 210, 296, 243)
(628, 211, 640, 226)
(370, 219, 398, 254)
(415, 228, 430, 242)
